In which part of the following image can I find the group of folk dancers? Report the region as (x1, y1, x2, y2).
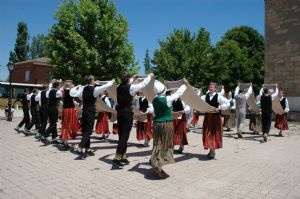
(13, 73, 289, 178)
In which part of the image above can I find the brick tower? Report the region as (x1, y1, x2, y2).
(265, 0, 300, 120)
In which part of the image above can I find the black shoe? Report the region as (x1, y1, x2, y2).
(208, 153, 215, 160)
(113, 159, 124, 167)
(263, 134, 268, 142)
(41, 137, 50, 145)
(75, 152, 87, 160)
(14, 128, 20, 133)
(86, 150, 95, 156)
(177, 147, 184, 154)
(279, 132, 283, 137)
(61, 143, 70, 151)
(121, 158, 130, 165)
(237, 132, 243, 139)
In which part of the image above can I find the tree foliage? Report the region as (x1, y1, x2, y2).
(46, 0, 136, 83)
(152, 28, 213, 88)
(153, 26, 264, 92)
(213, 26, 264, 92)
(9, 22, 30, 63)
(30, 34, 46, 59)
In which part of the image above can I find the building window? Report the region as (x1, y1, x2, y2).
(24, 70, 30, 81)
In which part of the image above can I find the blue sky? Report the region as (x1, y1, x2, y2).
(0, 0, 264, 80)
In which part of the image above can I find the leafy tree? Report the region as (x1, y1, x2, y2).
(9, 51, 18, 63)
(190, 27, 213, 88)
(30, 34, 46, 59)
(46, 0, 135, 83)
(211, 39, 248, 90)
(152, 28, 213, 88)
(213, 26, 264, 92)
(9, 22, 30, 63)
(144, 49, 152, 74)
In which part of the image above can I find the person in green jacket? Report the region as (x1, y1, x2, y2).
(150, 79, 188, 178)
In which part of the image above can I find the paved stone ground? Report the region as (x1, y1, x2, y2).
(1, 115, 300, 199)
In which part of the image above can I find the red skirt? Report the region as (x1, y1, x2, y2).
(275, 113, 288, 130)
(191, 111, 200, 125)
(136, 114, 153, 141)
(202, 113, 222, 150)
(95, 112, 109, 134)
(61, 108, 78, 140)
(173, 114, 188, 146)
(112, 123, 118, 134)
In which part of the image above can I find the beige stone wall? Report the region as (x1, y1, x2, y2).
(265, 0, 300, 112)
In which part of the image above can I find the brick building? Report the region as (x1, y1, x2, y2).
(265, 0, 300, 120)
(11, 57, 52, 85)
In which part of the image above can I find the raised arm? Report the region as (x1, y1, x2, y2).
(166, 84, 187, 107)
(234, 86, 239, 97)
(70, 86, 84, 98)
(93, 80, 114, 97)
(245, 85, 253, 100)
(259, 88, 263, 97)
(218, 86, 225, 96)
(129, 74, 152, 96)
(271, 87, 279, 101)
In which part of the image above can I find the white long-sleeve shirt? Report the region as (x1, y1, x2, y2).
(35, 91, 42, 106)
(129, 75, 152, 96)
(182, 100, 191, 114)
(201, 92, 230, 110)
(70, 81, 113, 98)
(235, 85, 252, 100)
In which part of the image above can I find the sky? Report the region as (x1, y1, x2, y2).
(0, 0, 264, 81)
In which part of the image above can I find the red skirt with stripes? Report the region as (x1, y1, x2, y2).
(95, 112, 109, 134)
(275, 113, 289, 131)
(136, 114, 153, 141)
(191, 111, 200, 125)
(173, 114, 188, 146)
(61, 108, 78, 140)
(202, 113, 222, 150)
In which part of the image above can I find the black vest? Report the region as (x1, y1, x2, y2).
(117, 83, 133, 111)
(22, 93, 29, 109)
(31, 94, 38, 110)
(139, 97, 149, 113)
(205, 93, 219, 108)
(280, 97, 286, 109)
(40, 90, 48, 109)
(63, 89, 74, 109)
(48, 89, 59, 108)
(82, 85, 96, 112)
(260, 95, 272, 113)
(173, 98, 184, 112)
